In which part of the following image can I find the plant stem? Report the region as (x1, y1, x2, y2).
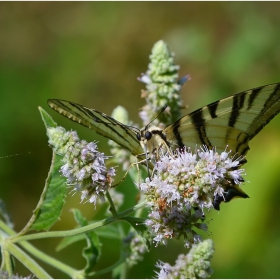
(20, 240, 84, 278)
(106, 191, 118, 217)
(1, 222, 83, 278)
(1, 246, 13, 276)
(0, 219, 15, 235)
(4, 241, 52, 279)
(10, 200, 147, 243)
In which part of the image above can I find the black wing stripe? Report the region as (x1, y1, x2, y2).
(74, 104, 128, 142)
(62, 101, 137, 147)
(228, 91, 246, 128)
(249, 83, 280, 139)
(99, 112, 139, 144)
(207, 101, 218, 119)
(235, 132, 250, 156)
(172, 124, 185, 148)
(190, 108, 212, 148)
(69, 102, 98, 124)
(247, 87, 262, 110)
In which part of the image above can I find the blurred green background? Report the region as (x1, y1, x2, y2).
(1, 2, 280, 278)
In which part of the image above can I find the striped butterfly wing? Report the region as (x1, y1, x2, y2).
(47, 99, 143, 157)
(164, 83, 280, 159)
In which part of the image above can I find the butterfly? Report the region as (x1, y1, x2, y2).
(48, 82, 280, 209)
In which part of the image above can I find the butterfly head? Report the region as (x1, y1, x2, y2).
(136, 104, 169, 156)
(136, 125, 167, 158)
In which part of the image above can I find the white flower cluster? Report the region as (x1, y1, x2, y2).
(47, 126, 115, 205)
(155, 239, 214, 279)
(139, 146, 245, 245)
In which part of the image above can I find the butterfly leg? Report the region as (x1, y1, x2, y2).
(111, 158, 147, 188)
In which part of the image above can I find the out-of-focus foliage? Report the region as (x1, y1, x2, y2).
(0, 2, 280, 278)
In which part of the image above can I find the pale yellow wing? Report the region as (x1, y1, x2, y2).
(164, 83, 280, 159)
(48, 99, 143, 156)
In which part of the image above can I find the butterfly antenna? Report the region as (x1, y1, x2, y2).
(145, 105, 168, 129)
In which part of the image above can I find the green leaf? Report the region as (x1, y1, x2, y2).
(38, 106, 57, 128)
(17, 108, 67, 234)
(122, 216, 151, 250)
(29, 152, 66, 231)
(72, 208, 88, 227)
(94, 225, 120, 239)
(56, 234, 85, 252)
(72, 209, 102, 274)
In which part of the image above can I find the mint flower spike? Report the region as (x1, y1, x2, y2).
(138, 40, 189, 127)
(123, 232, 148, 266)
(47, 126, 116, 205)
(155, 239, 214, 279)
(139, 146, 245, 246)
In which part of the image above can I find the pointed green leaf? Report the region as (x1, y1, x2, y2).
(56, 234, 85, 252)
(38, 106, 57, 128)
(17, 108, 67, 233)
(94, 225, 120, 239)
(29, 152, 66, 231)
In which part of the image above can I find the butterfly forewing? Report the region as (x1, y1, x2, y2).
(47, 99, 143, 156)
(164, 83, 280, 157)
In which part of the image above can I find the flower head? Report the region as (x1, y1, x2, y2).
(139, 146, 245, 245)
(47, 126, 115, 205)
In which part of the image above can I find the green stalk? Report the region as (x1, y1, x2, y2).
(0, 247, 13, 276)
(19, 240, 84, 278)
(4, 241, 51, 279)
(10, 201, 147, 243)
(106, 191, 118, 217)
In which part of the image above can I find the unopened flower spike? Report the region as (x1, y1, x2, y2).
(123, 232, 149, 266)
(47, 126, 115, 205)
(155, 239, 214, 279)
(138, 40, 188, 126)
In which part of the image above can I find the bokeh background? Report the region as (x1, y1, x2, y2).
(1, 2, 280, 278)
